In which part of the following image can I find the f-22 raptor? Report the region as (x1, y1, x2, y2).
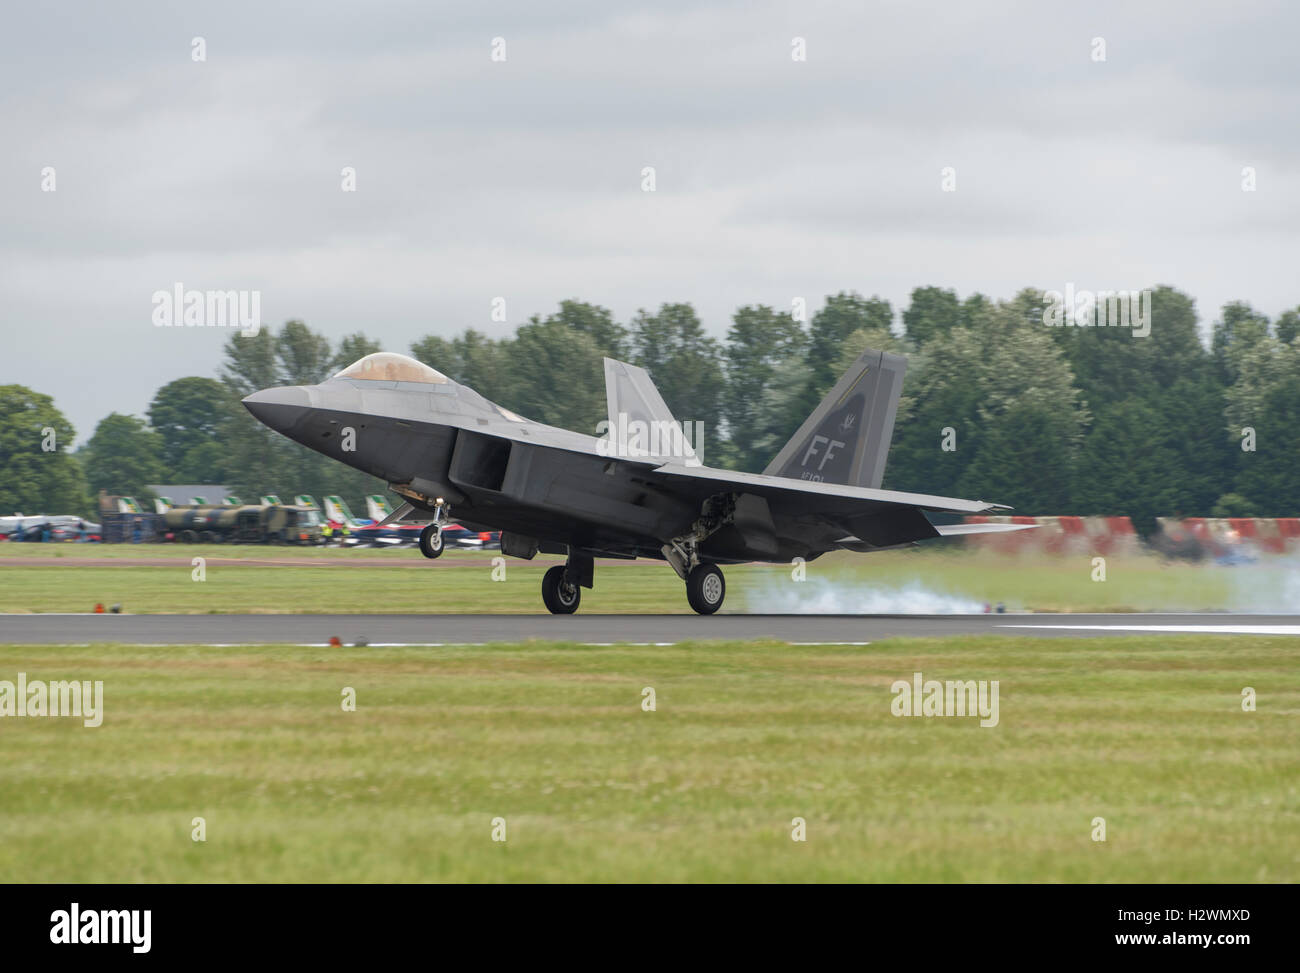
(244, 348, 1023, 614)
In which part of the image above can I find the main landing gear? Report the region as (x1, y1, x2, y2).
(541, 553, 594, 615)
(541, 565, 580, 614)
(537, 555, 727, 615)
(419, 497, 448, 559)
(685, 563, 725, 615)
(661, 493, 734, 614)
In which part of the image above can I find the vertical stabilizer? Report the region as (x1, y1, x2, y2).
(763, 348, 905, 489)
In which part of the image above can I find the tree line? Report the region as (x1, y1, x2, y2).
(2, 286, 1298, 535)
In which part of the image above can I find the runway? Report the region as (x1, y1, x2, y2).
(3, 612, 1300, 645)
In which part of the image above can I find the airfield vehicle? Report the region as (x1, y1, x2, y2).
(163, 503, 324, 544)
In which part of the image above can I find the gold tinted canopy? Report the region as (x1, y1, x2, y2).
(334, 352, 449, 384)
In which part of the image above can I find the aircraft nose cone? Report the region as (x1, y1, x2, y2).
(242, 386, 312, 434)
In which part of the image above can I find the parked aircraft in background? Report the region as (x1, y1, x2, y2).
(323, 495, 374, 528)
(0, 514, 100, 542)
(244, 348, 1029, 614)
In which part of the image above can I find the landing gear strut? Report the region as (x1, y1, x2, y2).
(419, 497, 448, 559)
(662, 493, 735, 614)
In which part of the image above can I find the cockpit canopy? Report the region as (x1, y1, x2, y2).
(333, 352, 449, 384)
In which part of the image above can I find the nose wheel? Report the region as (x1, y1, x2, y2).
(419, 524, 443, 558)
(686, 563, 725, 615)
(418, 497, 448, 559)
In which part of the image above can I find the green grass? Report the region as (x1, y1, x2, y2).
(0, 637, 1296, 882)
(0, 544, 1284, 613)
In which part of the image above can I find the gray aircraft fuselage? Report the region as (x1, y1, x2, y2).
(243, 369, 790, 564)
(244, 350, 1014, 615)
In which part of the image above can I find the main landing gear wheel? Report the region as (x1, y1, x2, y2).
(686, 563, 725, 615)
(419, 524, 444, 559)
(542, 565, 581, 614)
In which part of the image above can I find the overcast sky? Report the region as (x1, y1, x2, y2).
(3, 1, 1298, 441)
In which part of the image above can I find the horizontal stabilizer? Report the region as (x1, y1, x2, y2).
(652, 462, 1006, 514)
(935, 522, 1039, 536)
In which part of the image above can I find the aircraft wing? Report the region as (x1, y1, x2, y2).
(649, 462, 1007, 515)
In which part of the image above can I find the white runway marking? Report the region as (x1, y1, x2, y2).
(98, 640, 876, 648)
(1005, 623, 1300, 636)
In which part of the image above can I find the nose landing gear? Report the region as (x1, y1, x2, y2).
(418, 497, 448, 559)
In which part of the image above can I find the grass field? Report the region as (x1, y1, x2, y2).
(1, 636, 1296, 882)
(0, 543, 1294, 613)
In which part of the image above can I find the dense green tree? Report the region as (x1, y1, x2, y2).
(0, 386, 89, 516)
(506, 318, 607, 432)
(276, 319, 334, 385)
(724, 305, 806, 470)
(147, 377, 239, 481)
(1212, 300, 1270, 385)
(1224, 336, 1300, 514)
(1274, 307, 1300, 345)
(1072, 400, 1182, 535)
(543, 300, 628, 360)
(629, 303, 725, 428)
(960, 294, 1087, 510)
(1211, 492, 1256, 518)
(880, 326, 984, 495)
(957, 397, 1080, 512)
(887, 295, 1086, 510)
(804, 292, 893, 397)
(81, 413, 165, 499)
(1051, 286, 1206, 406)
(901, 286, 961, 346)
(960, 293, 994, 328)
(1154, 377, 1234, 517)
(220, 327, 278, 399)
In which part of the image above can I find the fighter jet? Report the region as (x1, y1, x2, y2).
(243, 349, 1026, 614)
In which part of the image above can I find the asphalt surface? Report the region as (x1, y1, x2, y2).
(3, 612, 1300, 644)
